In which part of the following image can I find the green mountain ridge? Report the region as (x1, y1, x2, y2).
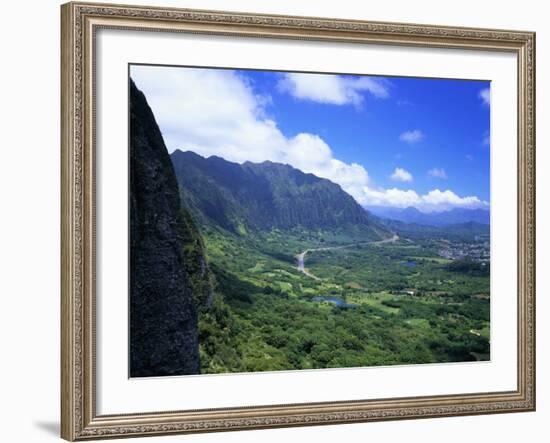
(129, 81, 490, 377)
(171, 149, 391, 241)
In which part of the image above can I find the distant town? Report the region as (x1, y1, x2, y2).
(438, 236, 490, 263)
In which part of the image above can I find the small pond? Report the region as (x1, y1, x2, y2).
(311, 296, 357, 308)
(401, 260, 417, 267)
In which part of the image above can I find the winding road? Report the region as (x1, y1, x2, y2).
(295, 234, 399, 280)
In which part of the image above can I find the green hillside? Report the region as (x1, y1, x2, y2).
(171, 150, 390, 240)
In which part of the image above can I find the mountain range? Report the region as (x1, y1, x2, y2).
(171, 150, 391, 240)
(365, 205, 490, 226)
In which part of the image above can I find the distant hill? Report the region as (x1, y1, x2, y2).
(366, 205, 490, 226)
(377, 218, 490, 242)
(171, 150, 391, 240)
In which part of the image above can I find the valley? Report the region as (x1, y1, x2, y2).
(296, 234, 399, 280)
(167, 150, 490, 374)
(129, 78, 492, 378)
(196, 224, 490, 374)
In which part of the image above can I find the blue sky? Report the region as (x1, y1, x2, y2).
(131, 65, 490, 212)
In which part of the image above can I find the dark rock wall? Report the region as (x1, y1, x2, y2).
(129, 79, 200, 377)
(171, 150, 391, 239)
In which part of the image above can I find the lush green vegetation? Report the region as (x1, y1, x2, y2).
(170, 150, 490, 374)
(196, 224, 490, 374)
(172, 149, 389, 237)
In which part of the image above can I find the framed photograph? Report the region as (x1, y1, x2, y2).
(61, 2, 536, 440)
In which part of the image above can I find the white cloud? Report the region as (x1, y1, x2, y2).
(479, 88, 490, 106)
(399, 129, 424, 144)
(277, 72, 389, 106)
(131, 65, 486, 213)
(482, 130, 490, 146)
(361, 187, 488, 212)
(131, 65, 372, 201)
(428, 167, 448, 179)
(390, 167, 413, 182)
(397, 99, 413, 107)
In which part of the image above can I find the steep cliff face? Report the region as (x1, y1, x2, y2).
(171, 150, 391, 240)
(177, 202, 214, 309)
(129, 80, 201, 377)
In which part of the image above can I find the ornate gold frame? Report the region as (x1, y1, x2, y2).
(61, 2, 536, 440)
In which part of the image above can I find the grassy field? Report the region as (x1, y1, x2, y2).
(197, 225, 490, 374)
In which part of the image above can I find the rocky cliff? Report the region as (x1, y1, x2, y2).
(129, 80, 201, 377)
(171, 150, 391, 240)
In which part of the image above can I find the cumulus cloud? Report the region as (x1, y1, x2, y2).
(479, 88, 490, 106)
(131, 65, 486, 213)
(390, 167, 413, 182)
(131, 65, 372, 200)
(361, 187, 488, 212)
(399, 129, 424, 144)
(277, 72, 389, 106)
(397, 99, 413, 107)
(482, 130, 490, 146)
(428, 167, 448, 179)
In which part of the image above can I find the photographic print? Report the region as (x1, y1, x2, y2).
(61, 5, 536, 439)
(129, 64, 491, 378)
